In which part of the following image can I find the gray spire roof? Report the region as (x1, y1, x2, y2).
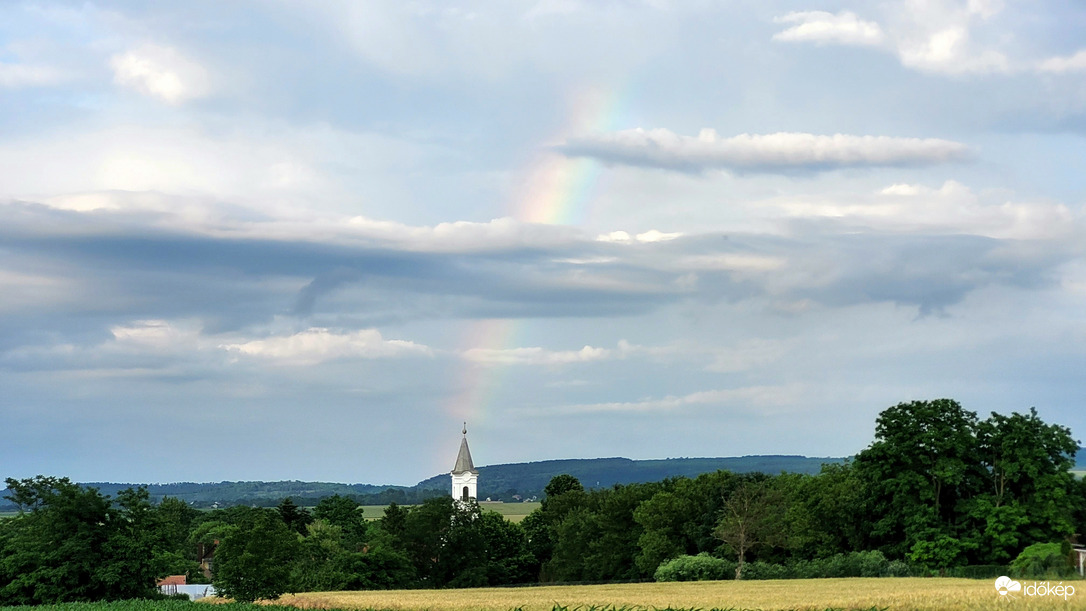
(452, 424, 477, 474)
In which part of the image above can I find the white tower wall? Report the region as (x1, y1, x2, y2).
(450, 423, 479, 502)
(451, 470, 477, 502)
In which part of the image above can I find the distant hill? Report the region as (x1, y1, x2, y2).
(0, 455, 843, 509)
(5, 449, 1083, 510)
(417, 455, 846, 499)
(0, 479, 428, 510)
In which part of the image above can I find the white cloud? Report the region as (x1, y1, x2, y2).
(596, 229, 683, 243)
(1, 319, 212, 374)
(462, 339, 674, 366)
(635, 229, 683, 243)
(770, 180, 1078, 240)
(772, 11, 884, 46)
(7, 189, 583, 255)
(463, 344, 612, 365)
(111, 320, 197, 350)
(1037, 50, 1086, 74)
(341, 215, 579, 252)
(706, 339, 791, 373)
(897, 26, 1009, 74)
(771, 2, 1014, 75)
(0, 62, 64, 88)
(880, 183, 924, 196)
(676, 254, 786, 272)
(563, 129, 970, 173)
(545, 385, 800, 415)
(220, 328, 432, 364)
(306, 1, 677, 81)
(110, 44, 209, 104)
(0, 121, 441, 217)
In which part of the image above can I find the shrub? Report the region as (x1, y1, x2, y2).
(653, 554, 735, 582)
(1011, 542, 1074, 579)
(740, 561, 791, 580)
(946, 564, 1009, 579)
(656, 551, 913, 581)
(884, 559, 912, 577)
(789, 551, 893, 578)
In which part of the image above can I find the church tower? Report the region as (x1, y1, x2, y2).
(450, 423, 478, 502)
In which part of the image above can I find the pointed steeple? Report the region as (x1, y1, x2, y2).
(452, 422, 478, 474)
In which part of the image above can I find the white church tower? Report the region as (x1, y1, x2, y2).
(450, 423, 478, 502)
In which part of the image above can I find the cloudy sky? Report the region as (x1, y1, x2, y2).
(2, 0, 1085, 486)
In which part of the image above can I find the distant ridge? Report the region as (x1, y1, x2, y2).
(415, 455, 847, 496)
(1, 455, 845, 509)
(4, 450, 1082, 509)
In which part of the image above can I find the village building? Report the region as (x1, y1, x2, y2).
(156, 575, 217, 601)
(450, 423, 478, 502)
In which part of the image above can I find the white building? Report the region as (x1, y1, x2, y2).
(450, 424, 478, 502)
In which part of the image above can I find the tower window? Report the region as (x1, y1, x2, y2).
(462, 486, 469, 501)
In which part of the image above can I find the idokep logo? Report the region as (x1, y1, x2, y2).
(995, 576, 1077, 601)
(995, 576, 1021, 599)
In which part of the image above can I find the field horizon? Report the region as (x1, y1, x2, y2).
(254, 578, 1085, 611)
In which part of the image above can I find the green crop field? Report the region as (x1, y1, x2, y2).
(478, 501, 540, 522)
(357, 502, 540, 522)
(0, 602, 267, 611)
(273, 578, 1086, 611)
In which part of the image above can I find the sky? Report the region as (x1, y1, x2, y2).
(2, 0, 1085, 486)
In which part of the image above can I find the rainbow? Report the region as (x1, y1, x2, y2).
(517, 85, 634, 225)
(441, 84, 635, 444)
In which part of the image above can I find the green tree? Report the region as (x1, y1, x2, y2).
(713, 478, 787, 579)
(290, 519, 348, 591)
(547, 506, 598, 581)
(786, 464, 864, 559)
(331, 546, 417, 590)
(379, 502, 409, 543)
(853, 399, 985, 561)
(542, 474, 584, 508)
(277, 497, 313, 536)
(400, 496, 487, 587)
(213, 508, 300, 601)
(544, 482, 662, 582)
(313, 495, 367, 549)
(633, 490, 696, 574)
(477, 512, 537, 585)
(0, 476, 162, 604)
(523, 474, 588, 579)
(98, 488, 167, 597)
(971, 408, 1079, 558)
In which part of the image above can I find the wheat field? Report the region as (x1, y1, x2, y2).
(268, 578, 1085, 611)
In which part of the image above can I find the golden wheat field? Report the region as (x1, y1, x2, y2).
(262, 578, 1085, 611)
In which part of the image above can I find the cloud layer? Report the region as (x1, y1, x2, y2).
(560, 130, 970, 173)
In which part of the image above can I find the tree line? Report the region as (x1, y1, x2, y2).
(1, 399, 1083, 603)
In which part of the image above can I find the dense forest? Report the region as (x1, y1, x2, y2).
(1, 400, 1083, 604)
(0, 456, 848, 510)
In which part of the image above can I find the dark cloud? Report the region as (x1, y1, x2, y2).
(2, 203, 1073, 351)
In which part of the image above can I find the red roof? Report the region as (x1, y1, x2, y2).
(157, 575, 187, 586)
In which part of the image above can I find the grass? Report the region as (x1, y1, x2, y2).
(357, 502, 541, 522)
(477, 501, 541, 523)
(270, 578, 1085, 611)
(1, 602, 243, 611)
